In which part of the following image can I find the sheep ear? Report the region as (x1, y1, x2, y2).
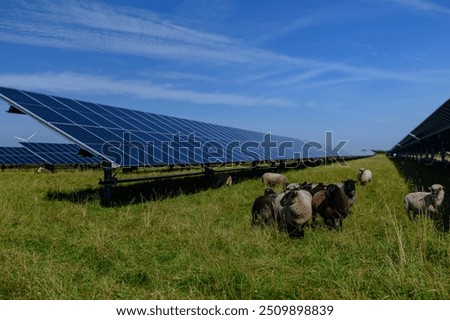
(428, 186, 432, 191)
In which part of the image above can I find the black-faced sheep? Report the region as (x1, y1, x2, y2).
(312, 184, 350, 230)
(358, 168, 372, 185)
(276, 190, 313, 238)
(251, 187, 277, 226)
(338, 179, 357, 207)
(262, 172, 288, 188)
(404, 184, 445, 220)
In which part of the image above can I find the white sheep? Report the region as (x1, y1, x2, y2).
(357, 168, 372, 185)
(262, 172, 288, 188)
(276, 190, 313, 238)
(404, 184, 445, 220)
(36, 166, 51, 173)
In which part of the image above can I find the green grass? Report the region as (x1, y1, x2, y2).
(0, 155, 448, 299)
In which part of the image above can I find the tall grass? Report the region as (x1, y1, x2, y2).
(0, 155, 448, 299)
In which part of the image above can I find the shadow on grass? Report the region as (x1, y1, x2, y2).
(46, 187, 100, 204)
(390, 157, 450, 232)
(45, 158, 358, 207)
(46, 169, 266, 206)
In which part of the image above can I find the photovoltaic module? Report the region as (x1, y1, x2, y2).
(0, 86, 346, 167)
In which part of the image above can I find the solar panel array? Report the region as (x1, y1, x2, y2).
(390, 98, 450, 154)
(0, 87, 341, 168)
(0, 146, 42, 165)
(20, 142, 99, 165)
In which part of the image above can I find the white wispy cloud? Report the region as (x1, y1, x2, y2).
(0, 0, 437, 81)
(1, 0, 448, 109)
(0, 0, 252, 64)
(0, 72, 296, 108)
(383, 0, 450, 15)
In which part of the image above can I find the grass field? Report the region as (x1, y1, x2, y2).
(0, 154, 448, 299)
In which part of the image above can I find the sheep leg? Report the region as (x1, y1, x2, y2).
(252, 209, 267, 227)
(251, 210, 258, 226)
(406, 208, 412, 220)
(337, 218, 343, 231)
(289, 229, 305, 239)
(325, 218, 335, 230)
(311, 212, 317, 228)
(286, 224, 304, 239)
(276, 215, 286, 233)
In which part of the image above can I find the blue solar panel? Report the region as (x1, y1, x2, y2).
(20, 142, 100, 165)
(0, 87, 338, 167)
(0, 146, 42, 165)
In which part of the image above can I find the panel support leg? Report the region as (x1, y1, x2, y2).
(100, 161, 115, 207)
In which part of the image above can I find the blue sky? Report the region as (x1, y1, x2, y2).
(1, 0, 450, 153)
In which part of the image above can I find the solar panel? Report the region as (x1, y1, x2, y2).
(0, 87, 334, 167)
(0, 146, 42, 165)
(20, 142, 100, 165)
(390, 98, 450, 154)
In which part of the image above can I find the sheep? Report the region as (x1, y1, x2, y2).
(338, 179, 357, 207)
(36, 166, 51, 173)
(358, 168, 372, 185)
(404, 184, 445, 220)
(251, 187, 277, 226)
(310, 182, 326, 196)
(262, 172, 288, 188)
(312, 184, 350, 230)
(276, 190, 313, 238)
(285, 182, 325, 196)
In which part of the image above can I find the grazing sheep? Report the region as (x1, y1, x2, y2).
(262, 172, 289, 188)
(338, 179, 357, 207)
(358, 168, 372, 185)
(312, 184, 350, 230)
(277, 190, 313, 238)
(310, 182, 326, 196)
(404, 184, 445, 220)
(251, 187, 277, 226)
(36, 166, 51, 173)
(285, 182, 325, 196)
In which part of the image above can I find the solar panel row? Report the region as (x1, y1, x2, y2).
(0, 87, 335, 168)
(390, 98, 450, 154)
(20, 142, 99, 165)
(0, 146, 42, 165)
(0, 143, 98, 166)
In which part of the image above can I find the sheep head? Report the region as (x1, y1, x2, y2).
(325, 184, 339, 198)
(429, 184, 444, 198)
(300, 181, 312, 192)
(280, 190, 297, 207)
(264, 187, 275, 196)
(341, 179, 357, 197)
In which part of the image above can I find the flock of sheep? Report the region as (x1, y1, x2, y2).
(251, 167, 445, 238)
